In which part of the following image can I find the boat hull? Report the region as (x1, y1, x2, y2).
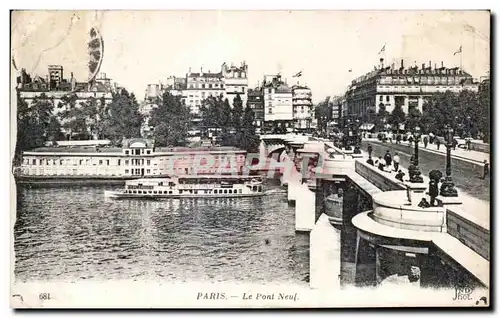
(104, 190, 264, 200)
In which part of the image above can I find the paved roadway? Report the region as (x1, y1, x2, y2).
(361, 140, 490, 202)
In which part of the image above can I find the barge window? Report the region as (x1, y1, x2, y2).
(153, 191, 157, 194)
(133, 190, 137, 194)
(118, 159, 121, 166)
(125, 150, 129, 155)
(125, 160, 129, 165)
(169, 191, 173, 194)
(159, 182, 163, 186)
(106, 160, 110, 166)
(224, 190, 228, 194)
(138, 191, 142, 194)
(146, 150, 151, 154)
(99, 160, 103, 165)
(214, 190, 218, 194)
(146, 169, 150, 174)
(239, 189, 242, 194)
(32, 159, 36, 165)
(125, 169, 129, 174)
(147, 160, 151, 165)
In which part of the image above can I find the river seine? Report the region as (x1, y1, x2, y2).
(14, 183, 309, 285)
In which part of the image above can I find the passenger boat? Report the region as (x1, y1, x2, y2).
(104, 175, 264, 199)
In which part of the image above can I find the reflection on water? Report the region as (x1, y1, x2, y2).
(14, 184, 309, 284)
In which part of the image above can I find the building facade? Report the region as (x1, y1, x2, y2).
(17, 65, 113, 139)
(345, 59, 479, 120)
(185, 68, 225, 116)
(292, 85, 313, 130)
(262, 75, 294, 130)
(222, 62, 248, 107)
(19, 139, 247, 178)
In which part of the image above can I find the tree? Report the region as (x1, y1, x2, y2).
(315, 96, 332, 133)
(106, 89, 143, 144)
(374, 104, 388, 132)
(13, 92, 60, 165)
(242, 102, 255, 129)
(150, 91, 191, 147)
(406, 106, 422, 132)
(219, 98, 232, 130)
(231, 94, 244, 129)
(477, 82, 490, 142)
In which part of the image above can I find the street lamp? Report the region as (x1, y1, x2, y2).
(409, 125, 424, 183)
(440, 125, 458, 197)
(353, 119, 361, 154)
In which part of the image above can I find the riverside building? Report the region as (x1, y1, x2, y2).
(18, 138, 247, 179)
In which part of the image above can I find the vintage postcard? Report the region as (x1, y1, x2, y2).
(10, 10, 490, 308)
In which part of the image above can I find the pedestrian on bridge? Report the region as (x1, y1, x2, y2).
(482, 160, 490, 179)
(423, 136, 428, 148)
(367, 143, 373, 158)
(396, 134, 401, 144)
(436, 138, 441, 150)
(393, 152, 400, 172)
(384, 150, 392, 167)
(429, 179, 439, 206)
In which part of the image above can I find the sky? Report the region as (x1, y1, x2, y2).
(11, 10, 490, 103)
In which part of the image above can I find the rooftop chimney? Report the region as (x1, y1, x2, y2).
(429, 61, 431, 68)
(200, 67, 203, 76)
(441, 61, 444, 69)
(380, 58, 384, 69)
(400, 59, 404, 69)
(422, 63, 425, 70)
(434, 63, 437, 70)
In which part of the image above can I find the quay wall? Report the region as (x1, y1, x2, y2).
(354, 160, 405, 192)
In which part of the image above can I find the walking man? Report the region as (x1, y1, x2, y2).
(482, 160, 490, 179)
(436, 138, 441, 150)
(367, 143, 373, 159)
(423, 136, 428, 148)
(384, 150, 392, 167)
(393, 152, 400, 172)
(466, 138, 472, 151)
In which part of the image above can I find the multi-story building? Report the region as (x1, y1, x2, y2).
(18, 138, 247, 178)
(330, 96, 343, 126)
(222, 62, 248, 107)
(164, 62, 249, 116)
(345, 59, 479, 120)
(247, 87, 264, 129)
(291, 85, 313, 130)
(17, 65, 113, 139)
(262, 75, 293, 130)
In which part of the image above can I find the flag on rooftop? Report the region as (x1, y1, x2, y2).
(292, 71, 302, 77)
(454, 46, 462, 56)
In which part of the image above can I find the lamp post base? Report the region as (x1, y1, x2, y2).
(409, 165, 424, 183)
(440, 177, 458, 197)
(353, 146, 361, 154)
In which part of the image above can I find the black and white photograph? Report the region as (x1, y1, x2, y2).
(9, 10, 490, 308)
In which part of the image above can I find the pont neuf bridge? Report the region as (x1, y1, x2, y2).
(259, 134, 489, 295)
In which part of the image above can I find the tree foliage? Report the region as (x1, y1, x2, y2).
(315, 96, 332, 132)
(14, 92, 61, 165)
(150, 91, 192, 147)
(420, 89, 486, 139)
(389, 103, 406, 131)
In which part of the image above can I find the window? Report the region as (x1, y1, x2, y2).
(125, 169, 129, 174)
(202, 84, 205, 88)
(125, 160, 129, 165)
(169, 191, 173, 194)
(106, 160, 110, 166)
(268, 108, 272, 114)
(99, 160, 103, 165)
(146, 169, 151, 174)
(239, 189, 242, 194)
(146, 150, 151, 154)
(118, 159, 121, 166)
(60, 159, 63, 165)
(125, 150, 129, 155)
(242, 87, 245, 93)
(386, 96, 390, 102)
(224, 190, 228, 194)
(79, 159, 83, 165)
(379, 96, 383, 101)
(32, 159, 36, 165)
(147, 160, 151, 166)
(268, 88, 272, 93)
